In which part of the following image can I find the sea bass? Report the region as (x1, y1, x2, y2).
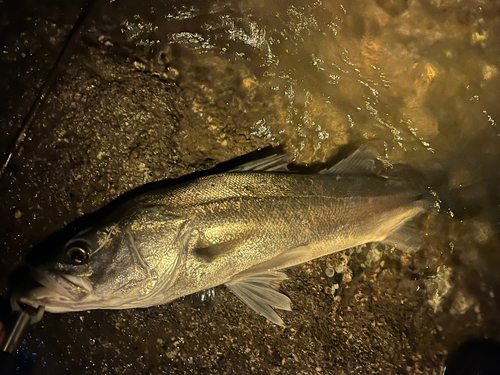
(18, 147, 428, 325)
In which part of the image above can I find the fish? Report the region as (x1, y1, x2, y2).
(16, 145, 429, 325)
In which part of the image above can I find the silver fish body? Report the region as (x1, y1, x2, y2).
(18, 152, 427, 325)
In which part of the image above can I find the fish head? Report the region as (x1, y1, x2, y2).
(18, 206, 189, 313)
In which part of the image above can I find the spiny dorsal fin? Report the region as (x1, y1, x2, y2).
(229, 153, 291, 173)
(229, 142, 388, 176)
(226, 271, 291, 326)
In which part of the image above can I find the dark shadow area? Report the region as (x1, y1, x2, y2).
(0, 296, 35, 375)
(445, 339, 500, 375)
(0, 351, 34, 375)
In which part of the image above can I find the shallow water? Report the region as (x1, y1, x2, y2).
(1, 0, 500, 374)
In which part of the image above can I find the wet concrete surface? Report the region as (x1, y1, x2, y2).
(1, 0, 500, 374)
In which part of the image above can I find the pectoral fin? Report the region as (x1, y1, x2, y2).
(193, 238, 245, 263)
(226, 271, 291, 326)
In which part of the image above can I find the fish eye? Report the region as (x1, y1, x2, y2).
(66, 246, 90, 264)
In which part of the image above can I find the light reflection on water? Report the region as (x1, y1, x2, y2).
(113, 0, 499, 165)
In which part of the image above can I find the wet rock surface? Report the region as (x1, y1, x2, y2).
(1, 0, 500, 374)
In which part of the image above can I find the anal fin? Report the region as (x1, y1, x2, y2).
(382, 219, 424, 253)
(226, 271, 291, 326)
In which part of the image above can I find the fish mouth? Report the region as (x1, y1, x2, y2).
(15, 269, 93, 311)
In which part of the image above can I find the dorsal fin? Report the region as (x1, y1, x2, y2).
(229, 142, 387, 176)
(320, 142, 385, 176)
(229, 153, 291, 173)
